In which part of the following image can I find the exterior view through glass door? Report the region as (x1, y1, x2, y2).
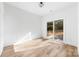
(47, 19, 63, 40)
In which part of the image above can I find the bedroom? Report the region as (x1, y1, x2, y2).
(0, 2, 79, 57)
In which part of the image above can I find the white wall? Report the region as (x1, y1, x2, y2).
(78, 3, 79, 56)
(0, 2, 3, 55)
(41, 3, 78, 46)
(4, 3, 42, 46)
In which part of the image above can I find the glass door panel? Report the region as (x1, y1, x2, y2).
(47, 22, 53, 36)
(54, 19, 63, 40)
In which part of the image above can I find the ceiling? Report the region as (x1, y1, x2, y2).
(6, 2, 77, 16)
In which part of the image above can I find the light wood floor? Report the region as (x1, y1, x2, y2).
(1, 40, 78, 57)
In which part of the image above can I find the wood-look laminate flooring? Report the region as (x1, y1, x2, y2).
(1, 40, 78, 57)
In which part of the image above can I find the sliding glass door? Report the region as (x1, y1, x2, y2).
(47, 19, 63, 40)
